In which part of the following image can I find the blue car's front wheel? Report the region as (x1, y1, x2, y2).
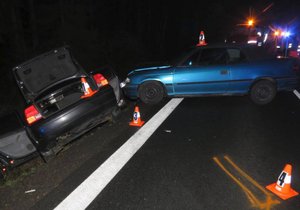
(139, 81, 165, 104)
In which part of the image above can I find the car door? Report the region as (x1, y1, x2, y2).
(173, 48, 230, 95)
(226, 48, 254, 94)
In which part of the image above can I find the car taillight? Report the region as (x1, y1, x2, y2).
(93, 73, 108, 88)
(25, 105, 42, 125)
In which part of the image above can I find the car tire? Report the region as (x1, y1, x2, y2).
(40, 149, 56, 163)
(139, 81, 165, 104)
(250, 80, 276, 105)
(110, 106, 122, 124)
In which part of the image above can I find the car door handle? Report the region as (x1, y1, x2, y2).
(220, 70, 228, 75)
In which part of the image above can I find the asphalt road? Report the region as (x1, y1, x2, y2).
(1, 92, 300, 210)
(87, 93, 300, 210)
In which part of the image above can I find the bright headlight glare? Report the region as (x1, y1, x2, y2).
(120, 82, 126, 88)
(120, 78, 130, 88)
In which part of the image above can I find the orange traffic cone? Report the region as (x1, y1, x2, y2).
(266, 164, 299, 200)
(129, 106, 145, 127)
(196, 30, 207, 46)
(81, 77, 98, 98)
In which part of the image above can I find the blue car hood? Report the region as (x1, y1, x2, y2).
(128, 65, 172, 75)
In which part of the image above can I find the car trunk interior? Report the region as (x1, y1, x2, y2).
(34, 77, 95, 118)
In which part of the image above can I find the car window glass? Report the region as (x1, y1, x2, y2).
(170, 47, 198, 66)
(227, 49, 246, 63)
(197, 48, 228, 65)
(181, 50, 201, 66)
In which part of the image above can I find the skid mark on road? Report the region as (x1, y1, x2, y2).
(213, 156, 280, 210)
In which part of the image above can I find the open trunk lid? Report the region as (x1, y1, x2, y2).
(12, 46, 86, 103)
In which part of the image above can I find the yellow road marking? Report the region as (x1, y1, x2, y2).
(224, 156, 270, 196)
(213, 156, 280, 210)
(213, 157, 261, 206)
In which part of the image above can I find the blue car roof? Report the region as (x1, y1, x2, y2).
(195, 43, 276, 61)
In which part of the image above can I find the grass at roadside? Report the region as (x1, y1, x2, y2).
(1, 167, 37, 187)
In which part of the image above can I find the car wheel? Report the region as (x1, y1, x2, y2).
(40, 149, 56, 163)
(110, 106, 122, 124)
(250, 80, 276, 105)
(139, 81, 165, 104)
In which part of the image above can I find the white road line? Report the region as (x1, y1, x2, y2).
(54, 98, 184, 210)
(293, 90, 300, 100)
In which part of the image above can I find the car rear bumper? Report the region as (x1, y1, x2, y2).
(28, 86, 117, 151)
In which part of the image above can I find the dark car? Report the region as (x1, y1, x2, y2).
(7, 46, 123, 162)
(122, 43, 300, 105)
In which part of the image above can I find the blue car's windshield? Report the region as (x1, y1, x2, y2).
(168, 47, 198, 66)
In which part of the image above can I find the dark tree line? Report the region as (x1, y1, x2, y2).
(0, 0, 240, 74)
(0, 0, 298, 77)
(0, 0, 299, 114)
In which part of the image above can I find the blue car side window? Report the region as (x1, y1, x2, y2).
(183, 51, 202, 66)
(227, 48, 247, 63)
(197, 48, 228, 65)
(181, 48, 229, 66)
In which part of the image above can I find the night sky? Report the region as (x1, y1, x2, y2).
(1, 0, 300, 77)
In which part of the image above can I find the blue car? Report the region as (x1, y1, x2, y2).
(122, 44, 300, 105)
